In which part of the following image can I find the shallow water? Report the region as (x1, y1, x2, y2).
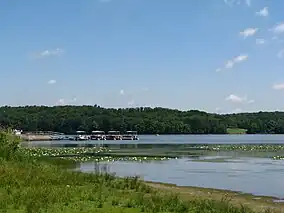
(79, 155, 284, 198)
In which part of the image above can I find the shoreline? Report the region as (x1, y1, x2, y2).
(144, 181, 284, 212)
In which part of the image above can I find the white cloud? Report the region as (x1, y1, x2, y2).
(47, 79, 56, 85)
(127, 100, 135, 106)
(245, 0, 250, 6)
(272, 83, 284, 90)
(277, 50, 284, 58)
(233, 54, 248, 62)
(255, 39, 266, 45)
(231, 108, 243, 114)
(225, 60, 234, 69)
(119, 89, 124, 95)
(215, 68, 221, 72)
(215, 107, 221, 112)
(247, 99, 255, 104)
(56, 97, 77, 106)
(56, 99, 65, 105)
(256, 7, 268, 17)
(272, 36, 278, 40)
(271, 36, 284, 43)
(225, 94, 254, 104)
(239, 28, 258, 39)
(37, 48, 64, 58)
(217, 54, 248, 72)
(226, 94, 245, 103)
(224, 0, 251, 6)
(271, 23, 284, 34)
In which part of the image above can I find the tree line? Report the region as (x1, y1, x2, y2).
(0, 105, 283, 134)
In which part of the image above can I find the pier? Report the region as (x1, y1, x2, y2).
(20, 131, 64, 141)
(19, 130, 139, 141)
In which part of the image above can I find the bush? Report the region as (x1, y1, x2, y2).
(0, 129, 21, 160)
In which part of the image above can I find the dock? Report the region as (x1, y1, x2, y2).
(20, 131, 64, 141)
(18, 130, 139, 142)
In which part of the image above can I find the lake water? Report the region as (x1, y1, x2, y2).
(23, 134, 284, 146)
(23, 135, 284, 198)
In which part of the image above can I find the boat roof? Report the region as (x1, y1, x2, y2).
(92, 131, 105, 133)
(76, 131, 85, 133)
(108, 131, 120, 133)
(126, 131, 137, 133)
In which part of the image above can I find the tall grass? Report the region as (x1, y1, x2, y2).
(0, 131, 258, 213)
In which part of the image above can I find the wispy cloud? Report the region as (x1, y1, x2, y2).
(119, 89, 124, 96)
(35, 48, 64, 59)
(245, 0, 251, 6)
(224, 0, 251, 6)
(234, 55, 248, 62)
(217, 54, 248, 72)
(226, 54, 248, 69)
(256, 7, 269, 17)
(56, 97, 77, 106)
(270, 23, 284, 34)
(272, 83, 284, 90)
(277, 50, 284, 58)
(225, 94, 254, 104)
(271, 36, 284, 43)
(127, 100, 135, 106)
(239, 28, 258, 39)
(230, 108, 243, 114)
(47, 79, 56, 85)
(215, 68, 221, 72)
(255, 39, 266, 45)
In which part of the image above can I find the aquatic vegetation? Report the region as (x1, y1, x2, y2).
(188, 144, 284, 152)
(18, 144, 284, 162)
(20, 147, 108, 157)
(59, 155, 174, 162)
(19, 147, 176, 162)
(272, 156, 284, 160)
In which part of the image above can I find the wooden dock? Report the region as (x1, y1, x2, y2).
(20, 134, 51, 141)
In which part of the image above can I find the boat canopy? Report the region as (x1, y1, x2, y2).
(108, 131, 120, 134)
(76, 131, 86, 134)
(92, 131, 105, 134)
(126, 131, 137, 134)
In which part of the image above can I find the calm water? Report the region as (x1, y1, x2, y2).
(23, 135, 284, 198)
(23, 134, 284, 146)
(79, 156, 284, 198)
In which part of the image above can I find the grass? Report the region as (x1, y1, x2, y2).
(0, 130, 278, 213)
(227, 128, 247, 134)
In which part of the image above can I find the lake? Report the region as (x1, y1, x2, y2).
(23, 134, 284, 198)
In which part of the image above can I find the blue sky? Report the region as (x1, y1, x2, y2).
(1, 0, 284, 113)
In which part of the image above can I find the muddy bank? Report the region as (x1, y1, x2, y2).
(145, 181, 284, 213)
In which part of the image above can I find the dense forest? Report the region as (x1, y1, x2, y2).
(0, 105, 284, 134)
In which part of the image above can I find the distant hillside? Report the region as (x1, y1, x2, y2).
(0, 106, 283, 134)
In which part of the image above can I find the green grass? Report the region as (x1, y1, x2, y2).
(0, 130, 270, 213)
(227, 128, 247, 134)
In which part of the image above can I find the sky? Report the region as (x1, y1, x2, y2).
(1, 0, 284, 113)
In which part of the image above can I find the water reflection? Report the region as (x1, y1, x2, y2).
(78, 157, 284, 198)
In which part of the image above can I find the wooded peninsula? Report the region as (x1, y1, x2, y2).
(0, 105, 283, 134)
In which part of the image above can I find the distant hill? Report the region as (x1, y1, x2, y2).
(0, 106, 283, 134)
